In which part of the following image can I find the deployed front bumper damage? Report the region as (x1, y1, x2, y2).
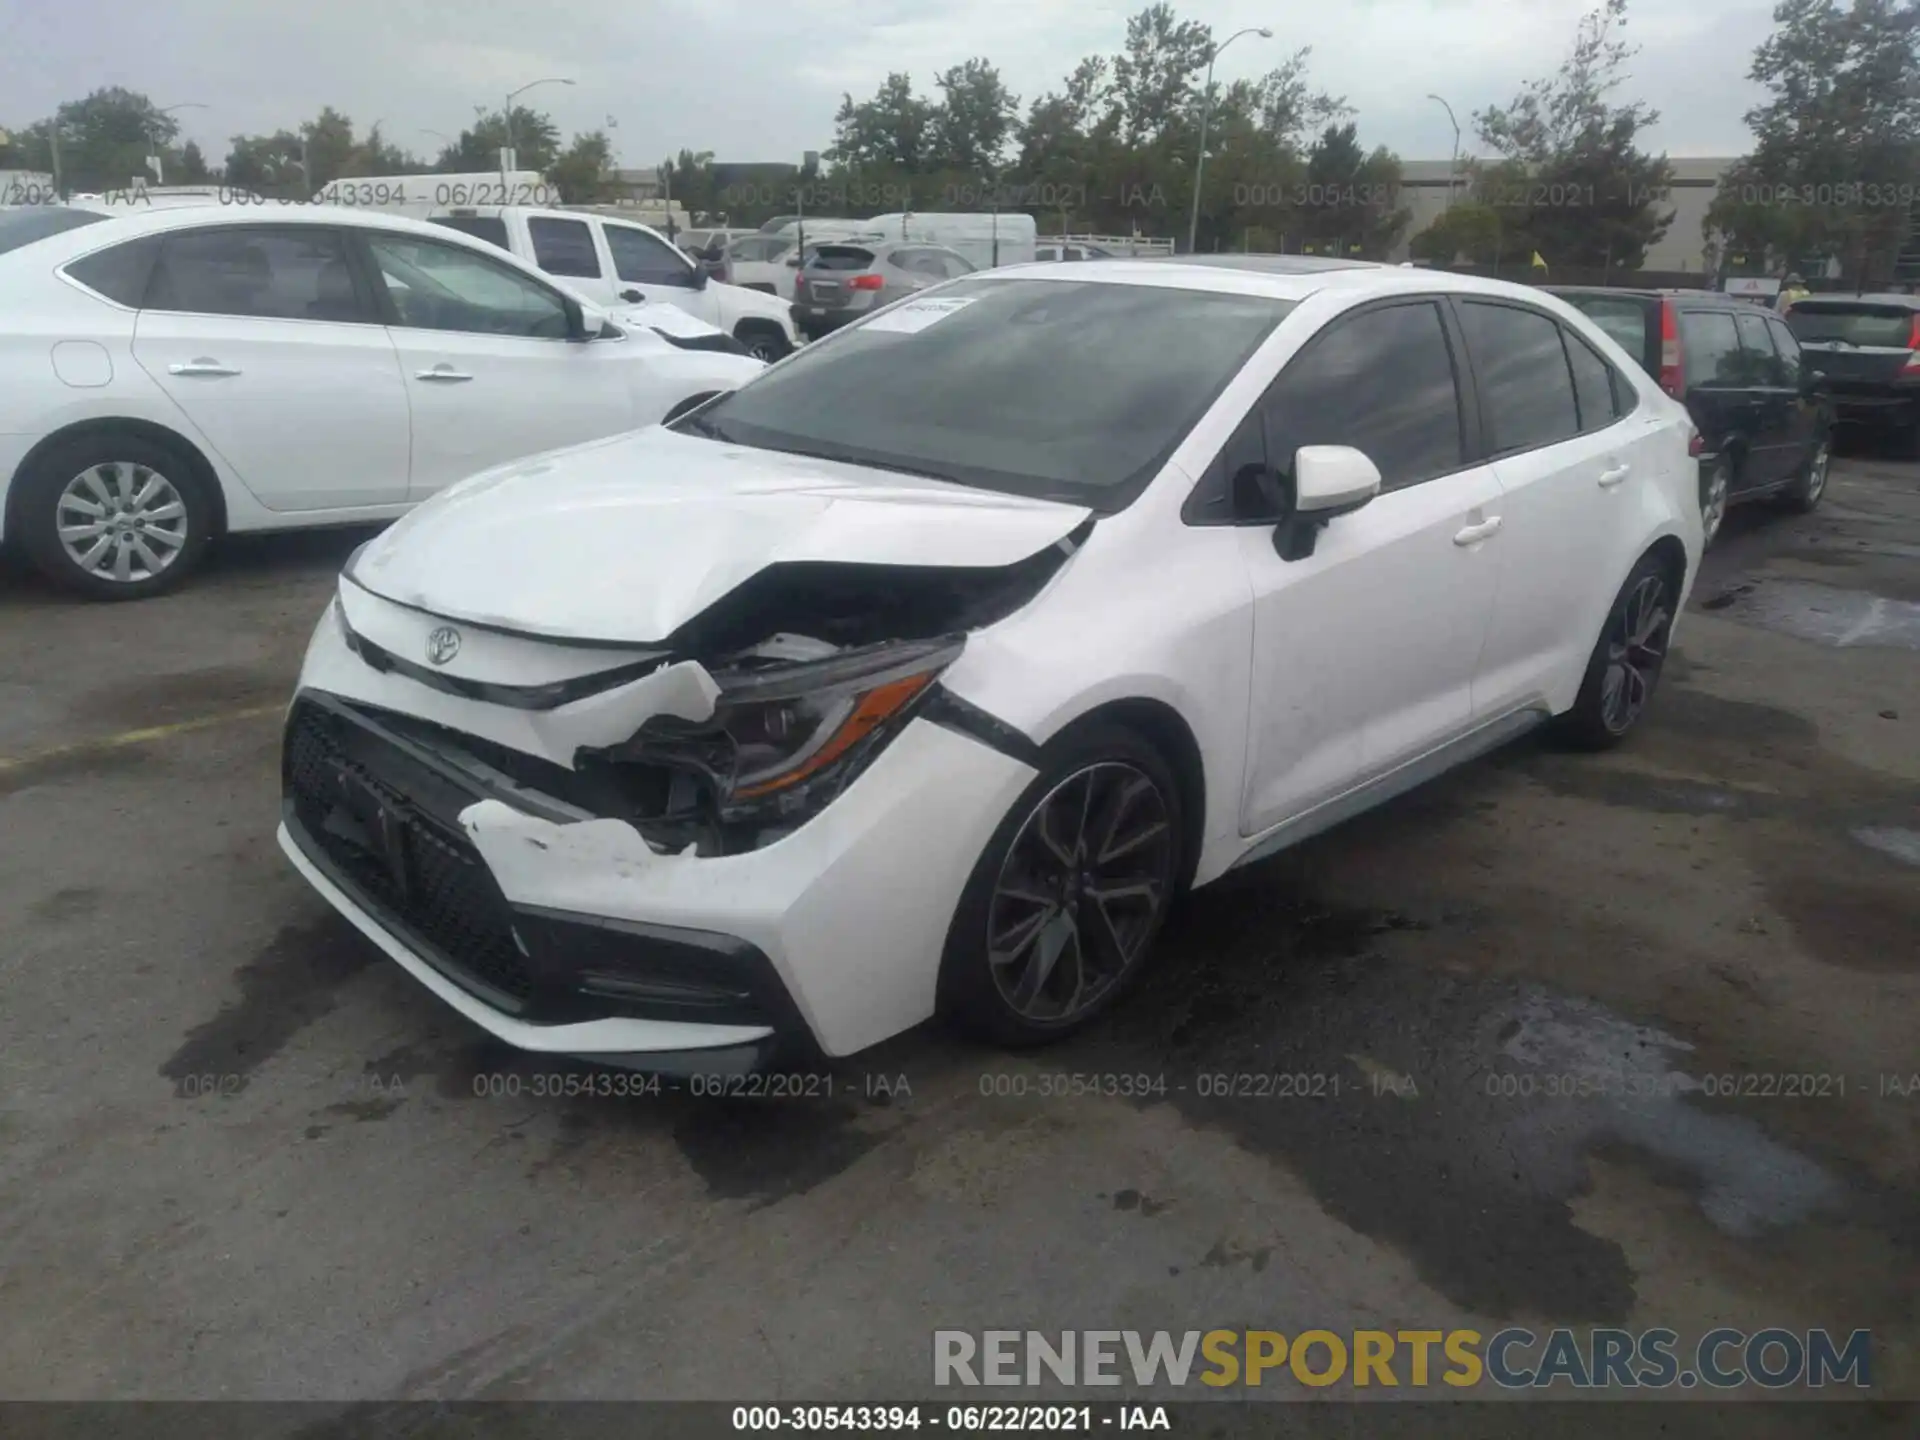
(281, 586, 1039, 1066)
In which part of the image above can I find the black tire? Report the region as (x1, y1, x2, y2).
(1552, 551, 1678, 752)
(1779, 428, 1832, 513)
(1698, 456, 1731, 548)
(662, 391, 721, 426)
(733, 322, 792, 363)
(937, 720, 1185, 1047)
(15, 432, 213, 600)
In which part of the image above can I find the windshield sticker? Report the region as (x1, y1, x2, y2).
(860, 296, 978, 334)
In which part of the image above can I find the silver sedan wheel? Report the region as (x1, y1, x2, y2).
(986, 761, 1175, 1024)
(56, 462, 188, 584)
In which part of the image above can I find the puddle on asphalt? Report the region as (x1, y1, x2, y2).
(1067, 880, 1854, 1322)
(1852, 826, 1920, 868)
(1700, 577, 1920, 650)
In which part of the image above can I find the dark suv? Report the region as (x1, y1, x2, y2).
(1546, 287, 1832, 545)
(1781, 293, 1920, 454)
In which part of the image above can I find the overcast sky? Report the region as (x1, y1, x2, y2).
(2, 0, 1774, 166)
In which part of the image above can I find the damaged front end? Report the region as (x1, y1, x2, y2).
(323, 529, 1086, 862)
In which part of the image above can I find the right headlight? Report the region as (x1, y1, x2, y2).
(614, 636, 965, 824)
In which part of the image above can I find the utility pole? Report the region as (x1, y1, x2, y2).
(1188, 26, 1271, 255)
(1427, 95, 1461, 212)
(48, 122, 64, 198)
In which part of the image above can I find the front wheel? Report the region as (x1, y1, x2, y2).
(1552, 553, 1677, 751)
(733, 323, 792, 363)
(938, 722, 1183, 1046)
(15, 434, 213, 600)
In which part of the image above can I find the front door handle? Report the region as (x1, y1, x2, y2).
(1598, 463, 1631, 488)
(168, 358, 240, 377)
(1453, 516, 1503, 546)
(415, 366, 474, 383)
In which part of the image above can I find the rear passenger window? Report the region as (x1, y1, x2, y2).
(64, 236, 160, 307)
(1734, 311, 1788, 386)
(147, 227, 368, 323)
(1263, 301, 1465, 492)
(1563, 330, 1618, 432)
(1460, 301, 1579, 453)
(1678, 310, 1742, 388)
(527, 217, 601, 278)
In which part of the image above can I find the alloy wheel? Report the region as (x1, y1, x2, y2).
(1803, 441, 1830, 503)
(1701, 461, 1729, 545)
(985, 761, 1176, 1024)
(56, 462, 188, 584)
(1600, 573, 1671, 735)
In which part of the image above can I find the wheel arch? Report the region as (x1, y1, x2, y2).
(6, 417, 228, 541)
(1044, 696, 1207, 891)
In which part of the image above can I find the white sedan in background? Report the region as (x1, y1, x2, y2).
(280, 257, 1700, 1074)
(0, 203, 763, 598)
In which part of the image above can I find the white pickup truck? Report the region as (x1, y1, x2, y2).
(425, 206, 803, 361)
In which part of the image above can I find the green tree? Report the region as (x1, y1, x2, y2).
(359, 124, 423, 175)
(926, 58, 1020, 175)
(1707, 0, 1920, 284)
(16, 87, 177, 191)
(1294, 123, 1410, 259)
(1106, 2, 1212, 148)
(547, 131, 614, 203)
(1473, 0, 1673, 270)
(176, 140, 213, 184)
(828, 73, 934, 171)
(1408, 200, 1505, 264)
(223, 131, 307, 193)
(436, 106, 560, 173)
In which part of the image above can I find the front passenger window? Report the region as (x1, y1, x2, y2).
(1262, 301, 1465, 491)
(365, 234, 572, 339)
(606, 225, 697, 287)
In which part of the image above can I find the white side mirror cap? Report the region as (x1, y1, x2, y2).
(1294, 445, 1381, 513)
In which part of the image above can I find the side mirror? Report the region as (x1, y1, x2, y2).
(1273, 445, 1380, 561)
(563, 296, 592, 342)
(1295, 445, 1381, 514)
(688, 266, 710, 290)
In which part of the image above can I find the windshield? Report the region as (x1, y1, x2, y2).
(0, 206, 111, 256)
(1786, 303, 1915, 348)
(682, 276, 1296, 510)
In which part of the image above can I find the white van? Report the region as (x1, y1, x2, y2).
(424, 206, 802, 360)
(853, 212, 1038, 270)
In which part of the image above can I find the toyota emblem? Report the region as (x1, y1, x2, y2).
(425, 626, 462, 666)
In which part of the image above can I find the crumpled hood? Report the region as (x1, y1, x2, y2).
(348, 427, 1092, 644)
(608, 301, 727, 340)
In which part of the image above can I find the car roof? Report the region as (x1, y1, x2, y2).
(1545, 286, 1728, 301)
(1790, 292, 1920, 308)
(979, 256, 1586, 307)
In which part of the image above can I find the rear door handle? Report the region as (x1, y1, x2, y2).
(1598, 463, 1631, 488)
(416, 366, 474, 383)
(168, 358, 240, 377)
(1453, 516, 1503, 546)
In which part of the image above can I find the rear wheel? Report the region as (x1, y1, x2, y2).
(938, 722, 1183, 1046)
(1780, 431, 1831, 513)
(15, 433, 213, 600)
(1553, 552, 1676, 751)
(1699, 456, 1731, 547)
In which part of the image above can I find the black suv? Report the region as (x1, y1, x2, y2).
(1781, 293, 1920, 453)
(1546, 287, 1832, 546)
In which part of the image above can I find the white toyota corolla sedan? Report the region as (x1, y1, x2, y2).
(280, 256, 1701, 1073)
(0, 203, 763, 598)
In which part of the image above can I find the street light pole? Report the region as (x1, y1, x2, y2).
(503, 77, 575, 175)
(1426, 94, 1461, 212)
(1188, 27, 1272, 255)
(147, 101, 208, 187)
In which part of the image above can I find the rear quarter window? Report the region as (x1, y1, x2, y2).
(63, 236, 160, 306)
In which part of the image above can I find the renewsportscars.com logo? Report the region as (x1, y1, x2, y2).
(933, 1328, 1874, 1391)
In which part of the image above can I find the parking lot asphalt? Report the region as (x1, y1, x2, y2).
(1, 451, 1916, 1424)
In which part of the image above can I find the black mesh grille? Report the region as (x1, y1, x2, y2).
(284, 702, 534, 1006)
